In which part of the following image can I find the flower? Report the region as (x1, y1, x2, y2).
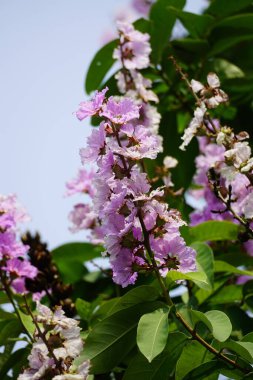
(191, 73, 228, 109)
(113, 22, 151, 70)
(65, 168, 95, 197)
(101, 96, 140, 124)
(18, 304, 90, 380)
(180, 104, 206, 151)
(76, 87, 108, 120)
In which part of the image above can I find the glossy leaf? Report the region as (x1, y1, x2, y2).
(206, 0, 253, 17)
(149, 0, 186, 63)
(137, 308, 169, 362)
(168, 8, 214, 38)
(186, 221, 240, 243)
(176, 341, 214, 380)
(80, 301, 165, 373)
(123, 332, 188, 380)
(85, 40, 117, 94)
(214, 261, 253, 277)
(192, 242, 214, 289)
(52, 242, 102, 283)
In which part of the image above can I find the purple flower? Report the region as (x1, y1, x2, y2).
(132, 0, 154, 15)
(65, 168, 95, 197)
(80, 122, 105, 163)
(101, 97, 140, 124)
(4, 258, 38, 279)
(76, 87, 108, 121)
(68, 203, 96, 233)
(111, 248, 138, 287)
(113, 22, 151, 70)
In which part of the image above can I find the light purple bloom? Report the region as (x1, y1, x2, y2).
(66, 168, 95, 197)
(76, 87, 108, 120)
(101, 97, 140, 124)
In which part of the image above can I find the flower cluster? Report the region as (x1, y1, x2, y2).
(18, 303, 89, 380)
(75, 87, 196, 287)
(22, 232, 76, 317)
(181, 73, 253, 254)
(0, 194, 37, 294)
(132, 0, 155, 15)
(180, 73, 228, 151)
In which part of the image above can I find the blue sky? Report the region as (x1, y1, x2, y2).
(0, 0, 205, 248)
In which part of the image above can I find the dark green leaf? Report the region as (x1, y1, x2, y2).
(137, 308, 169, 362)
(52, 242, 102, 283)
(176, 340, 214, 380)
(80, 301, 165, 373)
(150, 0, 186, 63)
(206, 0, 253, 17)
(216, 340, 253, 363)
(76, 298, 92, 322)
(85, 40, 117, 94)
(123, 332, 188, 380)
(168, 8, 214, 38)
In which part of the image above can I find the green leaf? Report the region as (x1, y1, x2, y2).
(150, 0, 186, 64)
(137, 308, 169, 362)
(80, 301, 165, 373)
(214, 261, 253, 277)
(123, 332, 188, 380)
(210, 34, 253, 55)
(85, 39, 117, 94)
(180, 308, 232, 342)
(171, 38, 209, 54)
(52, 242, 102, 283)
(176, 340, 214, 380)
(213, 58, 245, 79)
(76, 298, 92, 322)
(168, 8, 214, 38)
(166, 269, 210, 290)
(106, 285, 160, 316)
(214, 14, 253, 31)
(208, 285, 243, 305)
(0, 347, 29, 378)
(185, 221, 240, 244)
(192, 242, 214, 289)
(216, 340, 253, 363)
(19, 311, 35, 336)
(206, 0, 253, 17)
(0, 320, 22, 346)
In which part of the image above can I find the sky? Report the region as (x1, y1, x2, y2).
(0, 0, 206, 249)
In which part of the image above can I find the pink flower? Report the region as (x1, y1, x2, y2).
(80, 122, 105, 163)
(68, 203, 96, 233)
(101, 97, 140, 124)
(4, 258, 38, 279)
(76, 88, 108, 120)
(65, 168, 95, 197)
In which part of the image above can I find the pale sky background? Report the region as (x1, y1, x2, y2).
(1, 0, 205, 249)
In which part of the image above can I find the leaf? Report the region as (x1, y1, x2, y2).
(137, 308, 169, 362)
(79, 301, 166, 373)
(168, 7, 214, 38)
(76, 298, 92, 322)
(176, 340, 214, 380)
(206, 0, 253, 17)
(85, 39, 117, 94)
(0, 319, 22, 346)
(166, 269, 210, 290)
(185, 221, 240, 244)
(214, 14, 253, 31)
(214, 261, 253, 277)
(19, 311, 36, 336)
(171, 38, 209, 54)
(149, 0, 186, 63)
(208, 285, 243, 305)
(123, 332, 188, 380)
(192, 242, 214, 289)
(52, 242, 102, 283)
(0, 347, 29, 378)
(216, 340, 253, 363)
(180, 308, 232, 342)
(213, 58, 245, 79)
(106, 285, 160, 316)
(209, 35, 253, 55)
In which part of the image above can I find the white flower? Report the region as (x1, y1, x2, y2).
(180, 103, 206, 151)
(241, 157, 253, 173)
(224, 142, 251, 168)
(191, 73, 228, 109)
(163, 156, 178, 169)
